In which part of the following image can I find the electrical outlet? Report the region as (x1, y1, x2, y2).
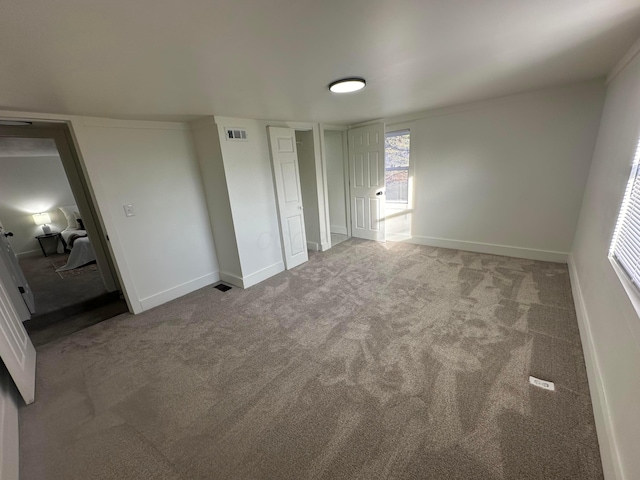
(123, 204, 135, 217)
(529, 375, 555, 391)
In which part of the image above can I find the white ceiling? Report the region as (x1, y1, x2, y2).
(0, 138, 58, 157)
(1, 0, 639, 124)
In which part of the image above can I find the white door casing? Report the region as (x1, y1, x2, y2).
(0, 224, 34, 315)
(268, 127, 309, 269)
(0, 235, 36, 404)
(348, 123, 386, 241)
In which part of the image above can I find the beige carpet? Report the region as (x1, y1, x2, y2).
(19, 239, 602, 479)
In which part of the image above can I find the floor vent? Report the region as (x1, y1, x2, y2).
(214, 283, 232, 292)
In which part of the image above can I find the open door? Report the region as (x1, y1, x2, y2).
(348, 123, 386, 241)
(268, 127, 309, 269)
(0, 223, 35, 316)
(0, 226, 36, 404)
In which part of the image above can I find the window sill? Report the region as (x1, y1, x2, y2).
(609, 256, 640, 320)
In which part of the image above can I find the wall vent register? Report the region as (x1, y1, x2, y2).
(225, 127, 248, 141)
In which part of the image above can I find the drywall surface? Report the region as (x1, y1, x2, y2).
(296, 130, 321, 248)
(0, 154, 75, 254)
(215, 116, 284, 283)
(72, 117, 220, 311)
(397, 80, 605, 260)
(191, 118, 242, 283)
(571, 51, 640, 479)
(325, 131, 347, 234)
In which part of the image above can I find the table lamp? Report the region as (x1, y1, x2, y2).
(32, 212, 52, 234)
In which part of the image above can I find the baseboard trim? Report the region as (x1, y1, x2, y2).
(0, 369, 19, 480)
(242, 261, 285, 288)
(568, 254, 623, 480)
(219, 271, 245, 289)
(404, 235, 569, 263)
(320, 241, 331, 252)
(139, 271, 220, 311)
(330, 225, 348, 235)
(16, 249, 40, 258)
(306, 241, 320, 252)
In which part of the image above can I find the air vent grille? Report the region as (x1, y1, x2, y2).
(225, 127, 248, 141)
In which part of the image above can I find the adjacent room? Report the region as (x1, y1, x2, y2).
(1, 1, 640, 479)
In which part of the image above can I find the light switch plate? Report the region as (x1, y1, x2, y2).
(123, 204, 135, 217)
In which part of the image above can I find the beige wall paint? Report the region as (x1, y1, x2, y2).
(571, 47, 640, 479)
(0, 154, 75, 255)
(382, 80, 606, 261)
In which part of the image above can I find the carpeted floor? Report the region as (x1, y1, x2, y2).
(18, 239, 603, 479)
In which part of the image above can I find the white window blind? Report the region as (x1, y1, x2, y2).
(610, 141, 640, 288)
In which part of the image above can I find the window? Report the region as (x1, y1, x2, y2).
(384, 130, 410, 203)
(610, 140, 640, 289)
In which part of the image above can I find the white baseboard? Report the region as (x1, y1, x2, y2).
(242, 261, 285, 289)
(306, 241, 320, 252)
(219, 271, 245, 289)
(404, 235, 569, 263)
(320, 241, 331, 252)
(139, 271, 220, 311)
(16, 249, 40, 258)
(0, 369, 19, 480)
(330, 225, 348, 235)
(567, 255, 623, 480)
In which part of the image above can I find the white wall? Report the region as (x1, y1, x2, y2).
(215, 116, 284, 286)
(570, 46, 640, 479)
(190, 118, 242, 284)
(324, 131, 347, 235)
(0, 154, 75, 255)
(384, 80, 606, 262)
(71, 117, 220, 312)
(296, 130, 321, 249)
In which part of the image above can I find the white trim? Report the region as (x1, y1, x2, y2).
(307, 241, 320, 252)
(219, 271, 245, 289)
(607, 36, 640, 85)
(241, 261, 285, 288)
(330, 225, 348, 235)
(320, 241, 331, 252)
(0, 369, 19, 480)
(80, 116, 190, 131)
(139, 271, 220, 311)
(568, 255, 624, 480)
(404, 235, 568, 263)
(15, 249, 40, 258)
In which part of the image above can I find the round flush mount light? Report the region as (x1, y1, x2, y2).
(0, 120, 32, 126)
(329, 77, 366, 93)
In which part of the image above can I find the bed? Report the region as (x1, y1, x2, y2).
(55, 229, 96, 272)
(54, 205, 97, 272)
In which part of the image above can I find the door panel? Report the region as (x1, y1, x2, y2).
(348, 124, 386, 241)
(0, 248, 36, 404)
(0, 224, 33, 317)
(268, 127, 309, 269)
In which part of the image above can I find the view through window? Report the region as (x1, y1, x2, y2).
(385, 130, 411, 239)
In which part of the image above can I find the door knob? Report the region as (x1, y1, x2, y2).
(3, 232, 13, 237)
(376, 191, 384, 196)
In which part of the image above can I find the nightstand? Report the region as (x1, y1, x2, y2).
(35, 233, 68, 257)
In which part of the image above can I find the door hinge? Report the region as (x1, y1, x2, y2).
(106, 235, 110, 241)
(18, 286, 25, 294)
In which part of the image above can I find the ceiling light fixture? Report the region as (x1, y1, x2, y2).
(0, 120, 32, 126)
(329, 77, 366, 93)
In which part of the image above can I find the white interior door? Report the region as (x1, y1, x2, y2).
(268, 127, 309, 269)
(0, 240, 36, 404)
(0, 223, 34, 316)
(348, 123, 386, 241)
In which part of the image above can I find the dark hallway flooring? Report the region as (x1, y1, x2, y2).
(19, 251, 128, 346)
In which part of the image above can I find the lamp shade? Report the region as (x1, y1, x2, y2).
(32, 213, 51, 226)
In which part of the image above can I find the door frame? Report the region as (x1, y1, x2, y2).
(0, 122, 124, 307)
(384, 122, 416, 242)
(266, 121, 332, 253)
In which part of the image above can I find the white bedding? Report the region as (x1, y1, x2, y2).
(55, 229, 97, 272)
